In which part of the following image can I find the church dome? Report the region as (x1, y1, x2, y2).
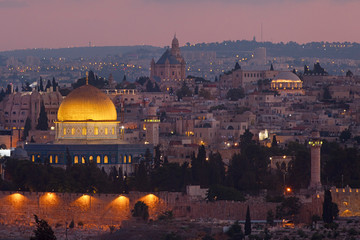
(274, 72, 301, 81)
(57, 84, 117, 122)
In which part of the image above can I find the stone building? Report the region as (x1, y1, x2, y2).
(0, 90, 62, 131)
(150, 36, 189, 91)
(24, 81, 152, 175)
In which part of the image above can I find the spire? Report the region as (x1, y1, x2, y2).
(86, 72, 89, 85)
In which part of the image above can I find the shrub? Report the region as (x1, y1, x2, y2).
(30, 215, 56, 240)
(132, 201, 149, 220)
(78, 221, 83, 227)
(69, 220, 74, 229)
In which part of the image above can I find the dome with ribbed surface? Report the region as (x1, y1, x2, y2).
(57, 84, 116, 121)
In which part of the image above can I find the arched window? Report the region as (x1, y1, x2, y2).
(82, 127, 87, 135)
(81, 156, 86, 164)
(71, 128, 75, 135)
(89, 155, 93, 162)
(104, 155, 109, 164)
(112, 127, 115, 135)
(63, 128, 66, 135)
(31, 155, 35, 162)
(74, 156, 79, 164)
(128, 155, 132, 163)
(96, 155, 101, 164)
(123, 155, 127, 163)
(49, 155, 53, 164)
(55, 155, 58, 164)
(105, 127, 108, 135)
(94, 127, 98, 135)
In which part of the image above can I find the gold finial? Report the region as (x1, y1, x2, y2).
(86, 72, 89, 85)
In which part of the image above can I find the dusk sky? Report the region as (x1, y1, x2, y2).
(0, 0, 359, 51)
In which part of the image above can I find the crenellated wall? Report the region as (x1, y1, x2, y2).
(331, 186, 360, 217)
(0, 191, 281, 228)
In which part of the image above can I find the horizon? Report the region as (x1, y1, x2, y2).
(1, 38, 359, 53)
(0, 0, 359, 52)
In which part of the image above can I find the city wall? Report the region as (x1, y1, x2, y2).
(0, 191, 280, 228)
(1, 188, 357, 229)
(331, 186, 360, 217)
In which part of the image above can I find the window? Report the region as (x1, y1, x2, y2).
(123, 155, 127, 163)
(82, 127, 87, 135)
(104, 155, 109, 164)
(89, 156, 93, 162)
(112, 127, 115, 135)
(71, 128, 75, 135)
(128, 155, 131, 163)
(55, 155, 58, 164)
(81, 156, 85, 164)
(105, 128, 108, 135)
(96, 156, 101, 164)
(49, 155, 53, 164)
(74, 156, 79, 164)
(63, 128, 66, 135)
(94, 127, 98, 135)
(32, 155, 35, 162)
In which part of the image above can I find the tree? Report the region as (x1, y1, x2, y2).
(266, 210, 275, 226)
(346, 70, 353, 77)
(46, 80, 52, 90)
(135, 161, 149, 191)
(36, 103, 48, 130)
(240, 129, 253, 149)
(323, 189, 338, 223)
(245, 206, 251, 235)
(176, 83, 192, 100)
(30, 214, 57, 240)
(339, 129, 351, 143)
(132, 201, 149, 220)
(323, 86, 332, 100)
(39, 77, 44, 92)
(153, 145, 162, 169)
(276, 196, 301, 220)
(52, 77, 57, 91)
(271, 135, 278, 148)
(226, 88, 245, 101)
(22, 117, 31, 141)
(227, 221, 244, 240)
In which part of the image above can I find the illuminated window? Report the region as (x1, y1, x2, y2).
(55, 155, 58, 164)
(71, 128, 75, 135)
(74, 156, 79, 164)
(32, 155, 35, 162)
(123, 155, 127, 163)
(49, 155, 53, 164)
(104, 155, 109, 164)
(63, 128, 66, 135)
(82, 127, 87, 135)
(94, 127, 98, 135)
(89, 155, 93, 162)
(82, 156, 85, 164)
(112, 127, 115, 135)
(128, 155, 131, 163)
(105, 128, 108, 135)
(96, 156, 101, 164)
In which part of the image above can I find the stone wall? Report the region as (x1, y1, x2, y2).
(331, 186, 360, 217)
(0, 191, 281, 228)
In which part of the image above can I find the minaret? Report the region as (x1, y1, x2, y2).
(309, 131, 322, 189)
(144, 103, 159, 145)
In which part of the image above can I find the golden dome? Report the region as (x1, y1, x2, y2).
(57, 84, 117, 121)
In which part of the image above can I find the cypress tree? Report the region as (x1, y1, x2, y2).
(245, 205, 251, 235)
(323, 189, 334, 223)
(22, 117, 31, 141)
(36, 103, 48, 130)
(39, 77, 44, 92)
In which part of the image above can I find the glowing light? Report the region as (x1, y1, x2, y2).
(286, 187, 291, 192)
(8, 193, 27, 207)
